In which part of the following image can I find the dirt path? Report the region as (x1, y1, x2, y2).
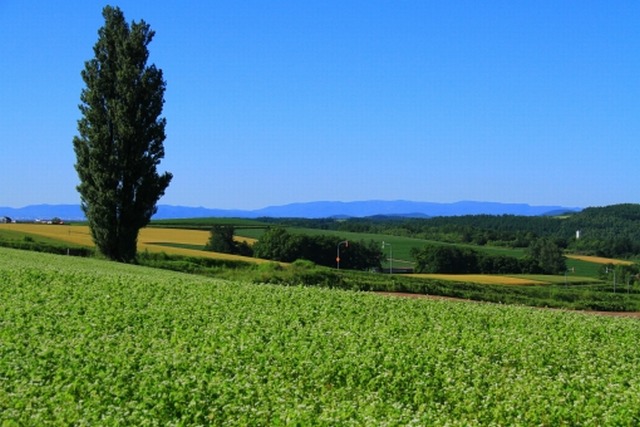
(375, 291, 640, 319)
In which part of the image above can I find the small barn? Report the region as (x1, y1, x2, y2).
(0, 216, 12, 224)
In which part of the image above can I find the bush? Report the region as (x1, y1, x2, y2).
(205, 225, 253, 257)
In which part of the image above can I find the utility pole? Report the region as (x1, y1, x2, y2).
(382, 241, 392, 274)
(606, 266, 617, 293)
(564, 267, 575, 286)
(336, 240, 348, 269)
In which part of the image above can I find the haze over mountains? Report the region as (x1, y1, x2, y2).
(1, 200, 581, 221)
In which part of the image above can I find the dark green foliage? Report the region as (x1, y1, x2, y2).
(412, 245, 480, 274)
(345, 240, 385, 271)
(568, 204, 640, 257)
(205, 225, 253, 256)
(526, 238, 566, 274)
(478, 254, 524, 274)
(412, 238, 567, 275)
(73, 6, 172, 262)
(252, 227, 382, 270)
(260, 204, 640, 258)
(412, 244, 526, 274)
(205, 225, 234, 253)
(251, 227, 294, 262)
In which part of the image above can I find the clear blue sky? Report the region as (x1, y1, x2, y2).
(1, 1, 638, 210)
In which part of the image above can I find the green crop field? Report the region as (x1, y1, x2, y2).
(150, 217, 269, 229)
(0, 227, 80, 248)
(566, 257, 604, 278)
(2, 247, 640, 425)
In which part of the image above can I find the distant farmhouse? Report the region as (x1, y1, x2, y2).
(0, 216, 13, 224)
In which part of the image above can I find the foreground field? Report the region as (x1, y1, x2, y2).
(2, 248, 640, 425)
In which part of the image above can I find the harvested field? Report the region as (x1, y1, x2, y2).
(566, 254, 635, 265)
(407, 273, 547, 285)
(1, 223, 262, 263)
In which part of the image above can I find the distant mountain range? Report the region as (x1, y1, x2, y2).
(0, 200, 581, 221)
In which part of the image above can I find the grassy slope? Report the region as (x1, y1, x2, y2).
(2, 247, 640, 425)
(150, 217, 269, 228)
(0, 226, 84, 247)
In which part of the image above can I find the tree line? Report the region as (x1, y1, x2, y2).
(258, 204, 640, 259)
(206, 226, 383, 270)
(411, 238, 566, 275)
(206, 225, 568, 274)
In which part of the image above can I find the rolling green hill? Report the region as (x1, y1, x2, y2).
(2, 247, 640, 425)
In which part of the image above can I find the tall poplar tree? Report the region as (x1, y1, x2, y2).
(73, 6, 172, 262)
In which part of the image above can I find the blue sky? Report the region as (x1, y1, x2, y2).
(1, 1, 638, 210)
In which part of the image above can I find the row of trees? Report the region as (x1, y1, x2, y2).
(412, 238, 566, 275)
(205, 225, 253, 257)
(223, 227, 383, 270)
(204, 226, 382, 270)
(206, 226, 569, 275)
(262, 204, 640, 259)
(205, 226, 565, 276)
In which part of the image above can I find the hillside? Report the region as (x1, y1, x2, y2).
(3, 247, 640, 425)
(275, 203, 640, 259)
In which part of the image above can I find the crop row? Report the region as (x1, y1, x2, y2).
(2, 247, 640, 425)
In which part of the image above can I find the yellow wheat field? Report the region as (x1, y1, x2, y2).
(408, 273, 547, 285)
(3, 223, 94, 246)
(566, 254, 634, 266)
(2, 223, 263, 263)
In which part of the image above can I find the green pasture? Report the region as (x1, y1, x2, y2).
(150, 217, 269, 230)
(566, 257, 603, 278)
(0, 227, 63, 246)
